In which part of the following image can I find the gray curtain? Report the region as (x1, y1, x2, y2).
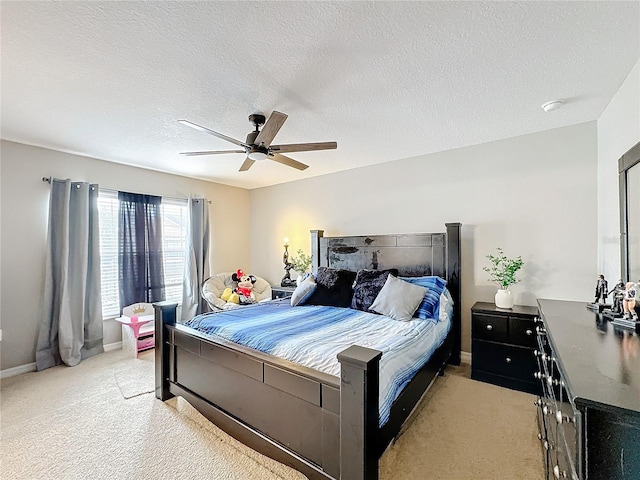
(181, 197, 211, 321)
(36, 179, 104, 370)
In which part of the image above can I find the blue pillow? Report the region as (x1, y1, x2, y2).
(398, 276, 447, 320)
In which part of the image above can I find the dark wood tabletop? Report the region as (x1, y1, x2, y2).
(538, 299, 640, 415)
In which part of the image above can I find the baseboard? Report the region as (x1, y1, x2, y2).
(0, 362, 36, 379)
(460, 351, 471, 366)
(1, 342, 123, 379)
(104, 341, 123, 352)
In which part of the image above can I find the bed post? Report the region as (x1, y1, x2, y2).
(310, 229, 324, 274)
(445, 222, 462, 366)
(337, 345, 383, 480)
(154, 301, 178, 401)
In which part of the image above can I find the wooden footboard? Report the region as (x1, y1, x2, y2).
(155, 302, 388, 479)
(154, 223, 461, 480)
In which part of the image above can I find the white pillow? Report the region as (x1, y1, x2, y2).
(370, 274, 428, 322)
(290, 275, 317, 306)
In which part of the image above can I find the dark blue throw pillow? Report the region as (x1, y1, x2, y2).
(351, 269, 399, 312)
(305, 267, 357, 308)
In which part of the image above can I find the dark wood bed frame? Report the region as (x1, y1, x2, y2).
(154, 223, 461, 480)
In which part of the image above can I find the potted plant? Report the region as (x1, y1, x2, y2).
(483, 247, 524, 309)
(290, 249, 312, 285)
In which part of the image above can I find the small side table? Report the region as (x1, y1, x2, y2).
(471, 301, 540, 395)
(272, 286, 295, 300)
(116, 314, 155, 358)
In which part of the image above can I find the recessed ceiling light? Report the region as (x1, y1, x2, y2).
(541, 100, 564, 112)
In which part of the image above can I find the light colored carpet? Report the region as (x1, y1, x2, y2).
(1, 349, 544, 480)
(114, 359, 155, 399)
(379, 369, 543, 479)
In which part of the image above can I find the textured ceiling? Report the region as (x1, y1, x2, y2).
(2, 1, 639, 190)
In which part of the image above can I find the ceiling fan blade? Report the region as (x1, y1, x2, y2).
(239, 157, 255, 171)
(178, 120, 247, 148)
(254, 111, 288, 147)
(269, 153, 309, 171)
(180, 150, 246, 156)
(269, 142, 337, 154)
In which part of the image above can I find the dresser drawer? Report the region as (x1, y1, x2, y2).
(472, 313, 508, 343)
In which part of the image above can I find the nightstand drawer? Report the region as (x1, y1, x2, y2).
(473, 341, 538, 380)
(472, 313, 507, 343)
(509, 317, 537, 347)
(272, 287, 295, 299)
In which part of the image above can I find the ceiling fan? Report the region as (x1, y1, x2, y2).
(178, 111, 337, 172)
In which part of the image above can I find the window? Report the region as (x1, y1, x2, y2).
(97, 190, 188, 319)
(161, 198, 189, 303)
(97, 190, 120, 319)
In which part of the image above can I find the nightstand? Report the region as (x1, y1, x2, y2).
(471, 301, 541, 396)
(272, 286, 295, 300)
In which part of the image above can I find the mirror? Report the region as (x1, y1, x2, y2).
(619, 142, 640, 282)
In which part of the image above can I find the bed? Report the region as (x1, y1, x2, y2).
(154, 223, 461, 480)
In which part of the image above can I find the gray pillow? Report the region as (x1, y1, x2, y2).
(290, 275, 317, 306)
(369, 274, 428, 322)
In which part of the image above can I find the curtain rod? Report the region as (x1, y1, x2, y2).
(41, 176, 211, 204)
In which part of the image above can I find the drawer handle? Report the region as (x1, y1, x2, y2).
(526, 329, 533, 336)
(505, 357, 512, 363)
(556, 411, 574, 424)
(486, 324, 493, 331)
(553, 465, 568, 478)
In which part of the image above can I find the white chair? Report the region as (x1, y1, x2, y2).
(201, 272, 272, 311)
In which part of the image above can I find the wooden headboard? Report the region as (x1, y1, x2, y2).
(310, 222, 462, 365)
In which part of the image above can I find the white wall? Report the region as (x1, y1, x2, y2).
(0, 140, 251, 370)
(597, 58, 640, 283)
(250, 122, 598, 353)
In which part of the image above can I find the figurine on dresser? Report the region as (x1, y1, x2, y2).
(595, 274, 609, 304)
(623, 281, 639, 321)
(587, 274, 613, 312)
(608, 279, 626, 317)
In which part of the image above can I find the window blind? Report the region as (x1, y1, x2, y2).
(97, 190, 188, 319)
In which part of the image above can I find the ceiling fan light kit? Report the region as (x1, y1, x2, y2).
(541, 100, 564, 112)
(247, 150, 268, 161)
(179, 111, 337, 172)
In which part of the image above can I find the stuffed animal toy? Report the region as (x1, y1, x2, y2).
(234, 269, 257, 304)
(221, 269, 257, 305)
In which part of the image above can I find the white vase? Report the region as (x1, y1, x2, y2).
(495, 289, 514, 309)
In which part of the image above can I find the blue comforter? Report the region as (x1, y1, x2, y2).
(185, 299, 452, 426)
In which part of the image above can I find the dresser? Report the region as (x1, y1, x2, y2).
(471, 301, 541, 396)
(536, 299, 640, 480)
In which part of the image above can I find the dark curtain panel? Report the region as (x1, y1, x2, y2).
(118, 192, 165, 309)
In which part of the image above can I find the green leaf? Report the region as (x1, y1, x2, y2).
(483, 247, 524, 289)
